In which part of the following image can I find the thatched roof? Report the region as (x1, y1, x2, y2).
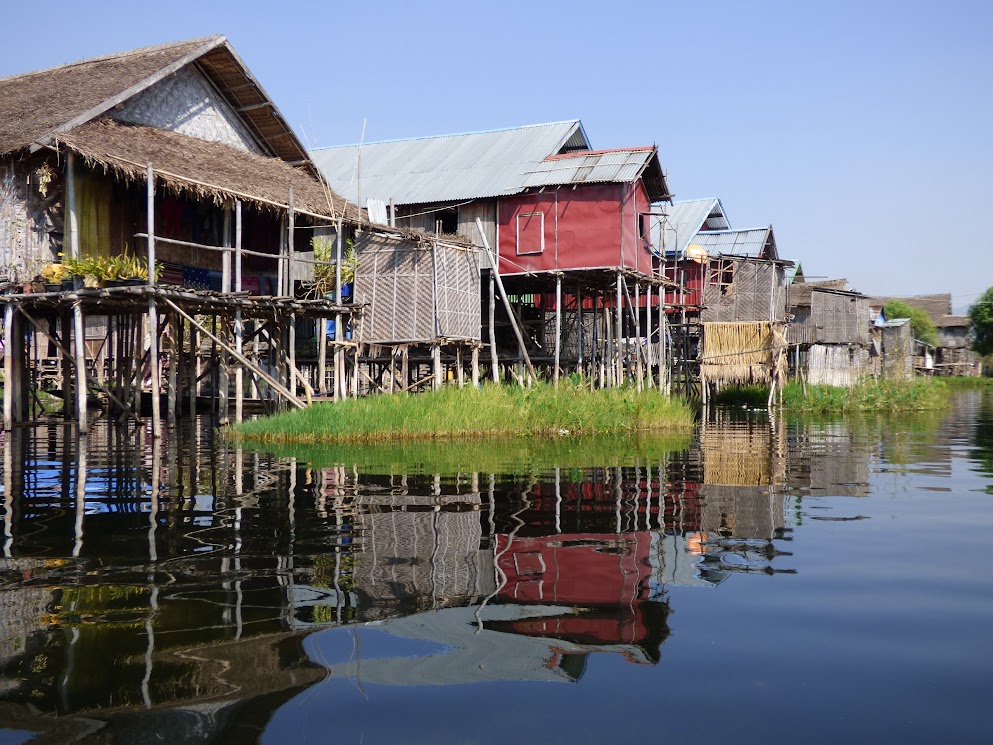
(0, 35, 315, 169)
(937, 314, 971, 329)
(0, 37, 219, 155)
(788, 279, 851, 308)
(57, 119, 359, 219)
(867, 293, 952, 323)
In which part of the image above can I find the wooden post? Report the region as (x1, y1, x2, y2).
(457, 346, 464, 388)
(334, 217, 344, 400)
(72, 301, 88, 433)
(67, 153, 80, 260)
(401, 346, 409, 393)
(615, 271, 624, 387)
(235, 200, 244, 423)
(489, 270, 498, 383)
(576, 281, 584, 381)
(475, 218, 536, 383)
(634, 282, 644, 392)
(553, 274, 562, 386)
(605, 297, 614, 388)
(3, 303, 13, 431)
(433, 344, 443, 390)
(317, 318, 327, 395)
(190, 326, 199, 420)
(352, 342, 360, 398)
(471, 346, 479, 388)
(167, 314, 177, 427)
(645, 284, 654, 389)
(287, 187, 295, 298)
(147, 164, 161, 439)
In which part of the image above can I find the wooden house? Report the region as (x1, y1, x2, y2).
(312, 121, 674, 388)
(0, 36, 457, 430)
(787, 279, 873, 386)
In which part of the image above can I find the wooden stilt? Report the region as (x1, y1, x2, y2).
(489, 270, 498, 383)
(615, 271, 624, 387)
(72, 301, 88, 434)
(401, 346, 409, 394)
(576, 281, 584, 381)
(235, 200, 244, 423)
(471, 346, 479, 388)
(190, 326, 199, 420)
(457, 347, 464, 388)
(317, 318, 327, 395)
(352, 342, 360, 398)
(553, 274, 562, 386)
(167, 314, 177, 427)
(634, 283, 644, 392)
(433, 344, 443, 390)
(3, 303, 13, 431)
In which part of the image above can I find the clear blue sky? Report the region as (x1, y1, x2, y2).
(3, 0, 990, 310)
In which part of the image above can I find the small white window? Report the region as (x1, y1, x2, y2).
(516, 211, 544, 255)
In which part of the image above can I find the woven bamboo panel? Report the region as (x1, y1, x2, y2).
(354, 233, 481, 344)
(702, 260, 786, 323)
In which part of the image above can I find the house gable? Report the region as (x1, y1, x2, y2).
(113, 66, 262, 154)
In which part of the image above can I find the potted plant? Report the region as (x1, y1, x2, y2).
(40, 262, 70, 292)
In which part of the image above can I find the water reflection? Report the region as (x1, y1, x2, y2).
(0, 395, 988, 743)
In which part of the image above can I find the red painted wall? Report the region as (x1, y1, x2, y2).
(497, 182, 656, 276)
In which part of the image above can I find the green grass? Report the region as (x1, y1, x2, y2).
(781, 378, 949, 413)
(232, 382, 696, 444)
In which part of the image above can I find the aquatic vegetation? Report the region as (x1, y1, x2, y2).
(232, 383, 696, 444)
(781, 379, 949, 413)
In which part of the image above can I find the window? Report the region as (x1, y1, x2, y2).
(435, 208, 458, 235)
(516, 211, 544, 255)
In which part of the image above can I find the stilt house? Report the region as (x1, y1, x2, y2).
(0, 36, 468, 429)
(312, 121, 675, 388)
(787, 279, 872, 386)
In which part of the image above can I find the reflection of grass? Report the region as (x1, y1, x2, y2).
(232, 383, 695, 444)
(256, 431, 693, 474)
(942, 377, 993, 389)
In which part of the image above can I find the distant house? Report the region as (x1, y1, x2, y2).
(788, 279, 872, 386)
(868, 294, 978, 376)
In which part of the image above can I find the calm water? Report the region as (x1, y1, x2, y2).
(1, 393, 992, 744)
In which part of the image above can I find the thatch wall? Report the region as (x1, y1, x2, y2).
(702, 258, 787, 323)
(699, 321, 787, 387)
(353, 232, 481, 344)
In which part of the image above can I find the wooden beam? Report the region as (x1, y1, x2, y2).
(161, 297, 307, 409)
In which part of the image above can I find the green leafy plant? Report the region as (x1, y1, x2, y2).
(308, 236, 356, 299)
(969, 288, 993, 357)
(883, 300, 938, 346)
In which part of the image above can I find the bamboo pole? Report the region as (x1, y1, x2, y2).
(615, 271, 623, 387)
(147, 164, 161, 438)
(474, 218, 536, 383)
(3, 304, 13, 431)
(161, 298, 306, 409)
(167, 314, 177, 427)
(553, 274, 562, 386)
(235, 200, 244, 423)
(72, 301, 88, 433)
(471, 346, 479, 388)
(489, 270, 498, 383)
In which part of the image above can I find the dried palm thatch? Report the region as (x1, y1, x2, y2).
(699, 321, 788, 388)
(56, 119, 360, 220)
(0, 37, 218, 155)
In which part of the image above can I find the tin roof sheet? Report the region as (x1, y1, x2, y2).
(309, 120, 590, 206)
(649, 198, 731, 255)
(692, 227, 777, 260)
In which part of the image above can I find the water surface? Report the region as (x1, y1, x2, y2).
(1, 393, 991, 744)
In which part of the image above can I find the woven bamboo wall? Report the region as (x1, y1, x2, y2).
(806, 344, 870, 387)
(811, 292, 870, 345)
(353, 233, 481, 344)
(701, 259, 787, 323)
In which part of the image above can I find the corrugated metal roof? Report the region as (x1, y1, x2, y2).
(309, 120, 590, 206)
(692, 227, 776, 259)
(649, 198, 730, 255)
(520, 148, 656, 189)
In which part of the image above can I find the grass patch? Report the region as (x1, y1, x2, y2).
(781, 378, 949, 413)
(232, 383, 696, 444)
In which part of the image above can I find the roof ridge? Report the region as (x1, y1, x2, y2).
(310, 119, 582, 151)
(0, 35, 224, 84)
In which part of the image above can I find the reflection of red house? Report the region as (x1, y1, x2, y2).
(490, 532, 667, 662)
